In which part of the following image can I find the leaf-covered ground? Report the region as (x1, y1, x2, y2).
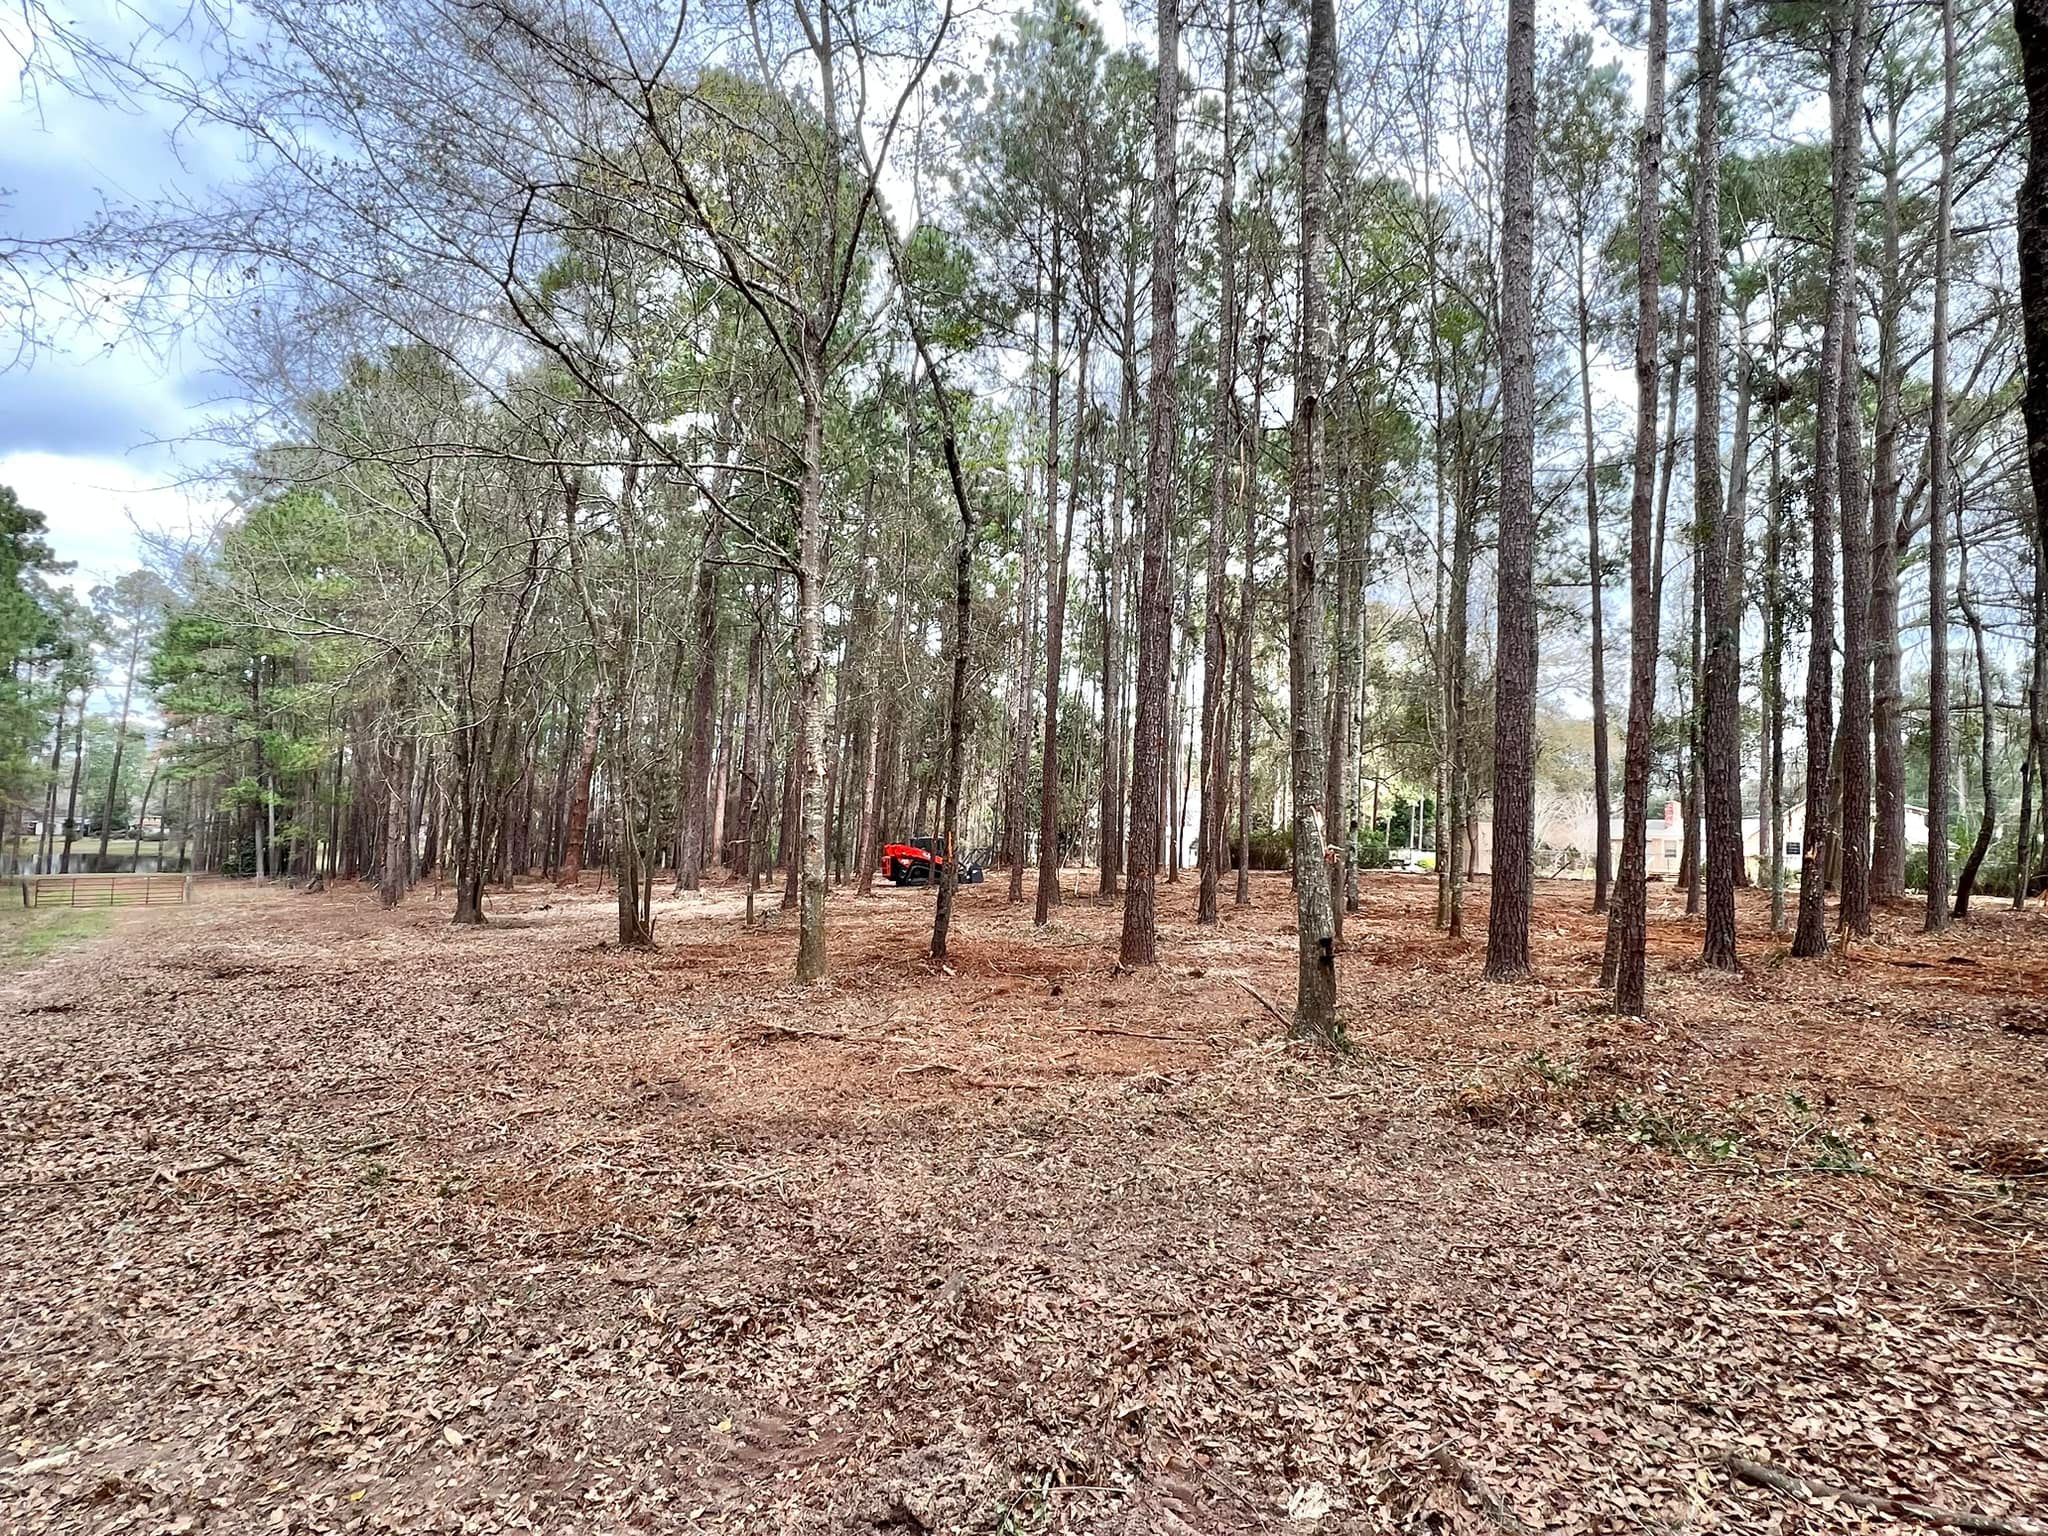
(2, 872, 2044, 1533)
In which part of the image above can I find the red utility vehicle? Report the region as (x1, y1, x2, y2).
(880, 836, 986, 887)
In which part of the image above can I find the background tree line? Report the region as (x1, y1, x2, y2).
(6, 0, 2046, 1031)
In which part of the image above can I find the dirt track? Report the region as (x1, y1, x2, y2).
(2, 871, 2045, 1533)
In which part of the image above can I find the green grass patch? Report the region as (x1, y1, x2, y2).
(0, 906, 113, 969)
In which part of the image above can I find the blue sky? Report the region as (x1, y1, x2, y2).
(2, 9, 235, 590)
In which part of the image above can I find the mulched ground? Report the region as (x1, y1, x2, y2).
(2, 870, 2044, 1534)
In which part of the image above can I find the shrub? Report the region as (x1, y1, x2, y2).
(1242, 825, 1293, 871)
(1906, 837, 2044, 901)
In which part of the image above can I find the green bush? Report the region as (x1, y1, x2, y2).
(1359, 833, 1392, 871)
(1907, 836, 2043, 901)
(1245, 825, 1293, 871)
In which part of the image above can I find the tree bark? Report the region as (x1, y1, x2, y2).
(1576, 238, 1613, 915)
(2013, 0, 2048, 910)
(378, 692, 411, 911)
(1237, 316, 1269, 908)
(1444, 465, 1475, 939)
(59, 682, 87, 875)
(1286, 0, 1340, 1040)
(95, 623, 145, 869)
(1007, 452, 1039, 902)
(1765, 285, 1791, 932)
(1793, 0, 1865, 958)
(1725, 320, 1754, 898)
(1697, 0, 1738, 970)
(1953, 524, 1996, 917)
(1927, 0, 1960, 931)
(1838, 285, 1874, 939)
(557, 690, 601, 887)
(678, 491, 723, 892)
(2017, 659, 2043, 911)
(1869, 93, 1909, 908)
(1485, 0, 1539, 981)
(1198, 0, 1239, 929)
(1604, 0, 1667, 1013)
(794, 350, 830, 980)
(739, 601, 766, 925)
(39, 686, 75, 875)
(1100, 229, 1140, 899)
(1119, 0, 1179, 969)
(1037, 305, 1086, 925)
(1326, 410, 1365, 936)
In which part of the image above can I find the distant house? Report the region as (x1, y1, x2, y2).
(1456, 797, 1927, 882)
(1462, 797, 1687, 880)
(1758, 802, 1930, 866)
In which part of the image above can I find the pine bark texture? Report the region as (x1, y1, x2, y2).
(2014, 0, 2048, 911)
(1036, 302, 1079, 928)
(1793, 0, 1865, 958)
(1485, 0, 1539, 981)
(1119, 0, 1179, 969)
(1198, 0, 1238, 930)
(1604, 0, 1666, 1014)
(1927, 0, 1960, 931)
(1953, 550, 1996, 916)
(1697, 0, 1739, 971)
(1287, 0, 1340, 1041)
(1838, 294, 1874, 939)
(1576, 245, 1612, 915)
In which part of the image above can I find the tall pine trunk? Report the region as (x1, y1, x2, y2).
(1485, 0, 1539, 981)
(1838, 285, 1874, 939)
(1287, 0, 1340, 1039)
(1869, 99, 1910, 907)
(557, 691, 601, 886)
(1604, 0, 1667, 1013)
(794, 356, 830, 980)
(1698, 0, 1739, 970)
(1198, 0, 1239, 928)
(1953, 524, 1996, 917)
(1443, 467, 1475, 939)
(1793, 0, 1865, 957)
(2013, 0, 2048, 908)
(1037, 305, 1084, 925)
(1236, 318, 1269, 908)
(1119, 0, 1180, 969)
(95, 624, 145, 869)
(679, 494, 723, 891)
(1576, 243, 1613, 915)
(1927, 0, 1960, 930)
(1100, 235, 1139, 898)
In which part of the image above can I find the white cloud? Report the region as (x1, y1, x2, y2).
(0, 450, 223, 590)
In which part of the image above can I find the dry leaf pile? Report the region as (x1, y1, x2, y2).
(1, 874, 2044, 1533)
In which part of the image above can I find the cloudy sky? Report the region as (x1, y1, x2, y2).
(0, 0, 1116, 597)
(2, 7, 238, 592)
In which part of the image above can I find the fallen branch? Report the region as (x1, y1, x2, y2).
(893, 1062, 1043, 1091)
(326, 1136, 396, 1162)
(1726, 1454, 2047, 1536)
(154, 1152, 248, 1185)
(761, 1021, 872, 1044)
(1431, 1449, 1531, 1533)
(1231, 976, 1290, 1029)
(1700, 1162, 2027, 1207)
(1058, 1023, 1205, 1045)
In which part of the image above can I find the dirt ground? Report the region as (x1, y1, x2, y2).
(2, 869, 2045, 1534)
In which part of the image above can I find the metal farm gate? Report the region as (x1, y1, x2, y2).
(18, 874, 195, 908)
